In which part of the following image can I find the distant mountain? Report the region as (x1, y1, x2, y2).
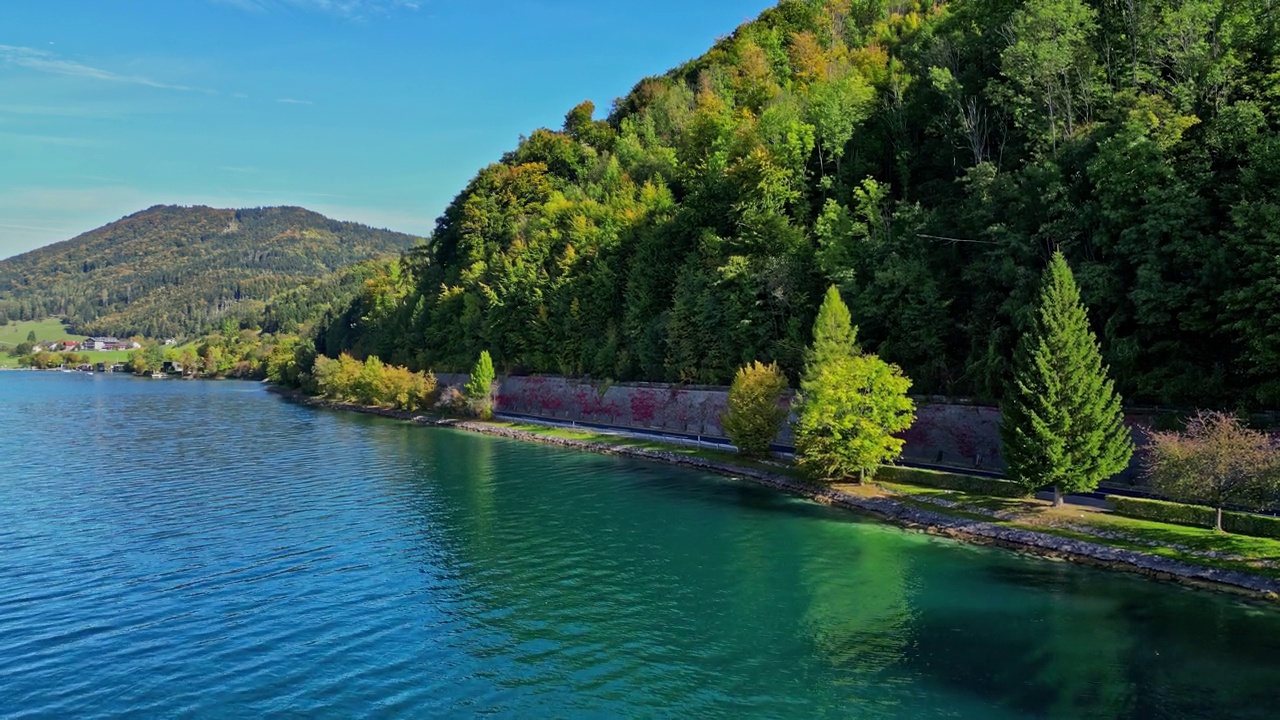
(0, 205, 421, 338)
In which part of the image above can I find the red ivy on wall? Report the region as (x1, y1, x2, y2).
(630, 390, 658, 426)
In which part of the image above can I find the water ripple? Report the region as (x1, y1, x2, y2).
(1, 374, 1279, 718)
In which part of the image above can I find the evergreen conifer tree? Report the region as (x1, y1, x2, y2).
(805, 285, 859, 377)
(466, 350, 496, 419)
(1001, 252, 1132, 504)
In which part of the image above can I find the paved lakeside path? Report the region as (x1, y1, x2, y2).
(268, 387, 1280, 602)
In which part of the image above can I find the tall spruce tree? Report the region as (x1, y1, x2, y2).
(1001, 252, 1132, 504)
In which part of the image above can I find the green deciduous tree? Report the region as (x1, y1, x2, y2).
(795, 354, 916, 482)
(806, 71, 875, 179)
(1144, 411, 1280, 532)
(1001, 252, 1133, 503)
(307, 352, 436, 411)
(179, 347, 199, 377)
(795, 287, 915, 481)
(466, 350, 497, 419)
(355, 355, 386, 405)
(266, 336, 303, 387)
(128, 343, 167, 374)
(313, 353, 363, 401)
(722, 361, 790, 458)
(998, 0, 1098, 150)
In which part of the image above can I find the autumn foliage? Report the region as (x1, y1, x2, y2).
(722, 361, 790, 458)
(1144, 411, 1280, 532)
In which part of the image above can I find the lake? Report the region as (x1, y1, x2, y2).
(1, 372, 1278, 718)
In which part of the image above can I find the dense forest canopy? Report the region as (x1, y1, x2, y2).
(298, 1, 1277, 407)
(0, 205, 421, 338)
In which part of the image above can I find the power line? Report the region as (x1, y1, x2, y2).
(921, 233, 998, 243)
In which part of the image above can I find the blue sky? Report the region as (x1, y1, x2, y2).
(0, 0, 774, 259)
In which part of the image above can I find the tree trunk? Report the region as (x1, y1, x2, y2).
(1215, 506, 1224, 532)
(1053, 485, 1063, 507)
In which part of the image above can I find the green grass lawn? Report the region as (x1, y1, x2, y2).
(82, 349, 135, 365)
(874, 480, 1280, 579)
(0, 318, 84, 348)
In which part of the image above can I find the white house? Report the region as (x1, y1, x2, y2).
(85, 337, 129, 351)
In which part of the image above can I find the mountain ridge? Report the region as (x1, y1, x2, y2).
(0, 204, 420, 338)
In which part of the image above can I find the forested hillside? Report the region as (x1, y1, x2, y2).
(321, 0, 1280, 407)
(0, 205, 421, 338)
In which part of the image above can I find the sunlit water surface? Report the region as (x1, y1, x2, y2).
(1, 372, 1278, 718)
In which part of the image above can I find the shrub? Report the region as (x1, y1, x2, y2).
(1225, 510, 1280, 539)
(1109, 496, 1280, 540)
(722, 361, 789, 458)
(877, 466, 1028, 498)
(379, 364, 438, 411)
(313, 353, 364, 401)
(414, 371, 440, 411)
(436, 386, 469, 415)
(312, 353, 438, 411)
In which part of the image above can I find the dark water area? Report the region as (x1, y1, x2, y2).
(1, 372, 1278, 718)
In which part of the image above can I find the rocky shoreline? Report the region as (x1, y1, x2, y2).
(269, 387, 1280, 602)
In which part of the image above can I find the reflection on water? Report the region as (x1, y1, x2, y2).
(1, 373, 1278, 718)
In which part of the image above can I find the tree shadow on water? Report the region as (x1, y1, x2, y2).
(624, 463, 865, 523)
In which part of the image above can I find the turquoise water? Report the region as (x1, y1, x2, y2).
(1, 373, 1278, 718)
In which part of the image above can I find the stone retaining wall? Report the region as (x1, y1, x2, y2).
(434, 373, 1148, 478)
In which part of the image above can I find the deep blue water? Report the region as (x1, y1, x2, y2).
(1, 372, 1279, 718)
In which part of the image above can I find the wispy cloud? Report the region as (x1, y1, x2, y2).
(211, 0, 419, 19)
(212, 0, 272, 10)
(0, 45, 204, 92)
(0, 130, 97, 147)
(0, 104, 110, 117)
(276, 98, 313, 105)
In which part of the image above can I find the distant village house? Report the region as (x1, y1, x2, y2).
(84, 337, 134, 351)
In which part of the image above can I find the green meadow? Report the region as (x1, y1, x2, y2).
(0, 319, 84, 348)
